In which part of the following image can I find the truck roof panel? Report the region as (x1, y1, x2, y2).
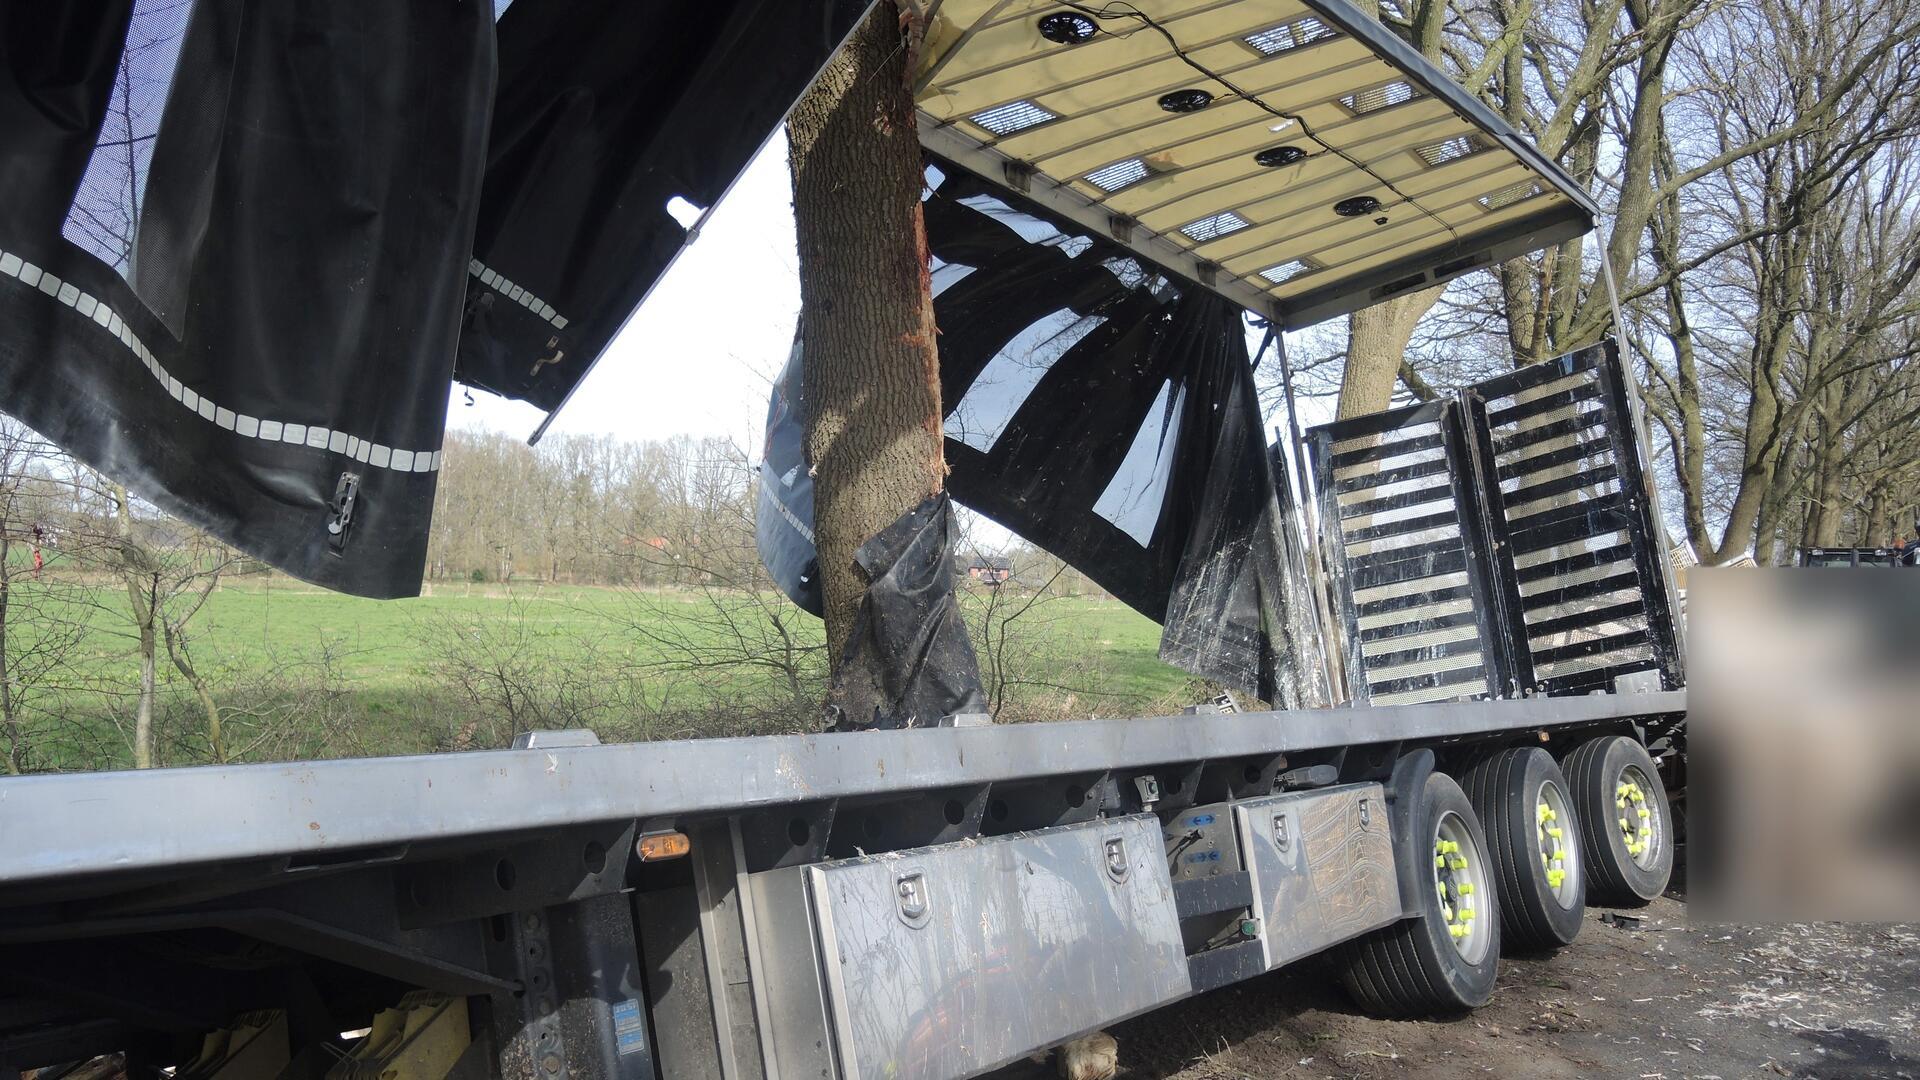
(913, 0, 1597, 328)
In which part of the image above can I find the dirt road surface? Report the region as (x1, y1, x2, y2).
(990, 897, 1920, 1079)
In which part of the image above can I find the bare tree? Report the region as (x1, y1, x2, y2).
(85, 480, 239, 765)
(1326, 0, 1920, 419)
(941, 521, 1119, 721)
(1632, 1, 1920, 561)
(604, 437, 829, 731)
(0, 421, 105, 773)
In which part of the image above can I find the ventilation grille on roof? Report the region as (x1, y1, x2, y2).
(1243, 16, 1337, 55)
(1179, 212, 1250, 243)
(1479, 181, 1543, 210)
(1415, 132, 1494, 167)
(969, 100, 1058, 136)
(1341, 81, 1423, 115)
(1260, 260, 1316, 285)
(1085, 158, 1150, 193)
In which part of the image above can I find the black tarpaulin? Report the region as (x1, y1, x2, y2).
(0, 1, 493, 597)
(757, 333, 821, 615)
(456, 0, 871, 416)
(827, 493, 987, 731)
(0, 0, 873, 597)
(758, 160, 1328, 708)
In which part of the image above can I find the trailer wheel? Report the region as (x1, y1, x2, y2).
(1339, 771, 1499, 1016)
(1463, 748, 1584, 951)
(1564, 735, 1673, 904)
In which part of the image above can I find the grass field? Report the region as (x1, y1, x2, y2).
(4, 574, 1196, 771)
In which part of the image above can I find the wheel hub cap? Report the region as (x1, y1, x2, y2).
(1615, 766, 1660, 869)
(1432, 812, 1487, 962)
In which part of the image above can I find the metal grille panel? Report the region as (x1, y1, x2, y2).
(1311, 341, 1683, 704)
(1310, 402, 1508, 706)
(1467, 342, 1684, 695)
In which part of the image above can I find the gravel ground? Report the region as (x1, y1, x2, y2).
(990, 897, 1920, 1080)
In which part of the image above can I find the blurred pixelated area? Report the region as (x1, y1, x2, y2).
(1692, 569, 1920, 921)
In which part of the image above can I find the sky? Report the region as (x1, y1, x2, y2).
(448, 135, 802, 450)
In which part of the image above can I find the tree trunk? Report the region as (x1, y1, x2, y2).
(1808, 418, 1847, 548)
(134, 618, 156, 768)
(114, 484, 157, 769)
(787, 1, 948, 668)
(0, 534, 17, 775)
(1864, 486, 1892, 547)
(1337, 287, 1444, 419)
(165, 623, 224, 762)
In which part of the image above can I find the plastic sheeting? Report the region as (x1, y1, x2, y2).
(460, 0, 871, 415)
(0, 0, 870, 598)
(757, 334, 821, 616)
(759, 160, 1328, 708)
(0, 1, 493, 597)
(827, 493, 987, 731)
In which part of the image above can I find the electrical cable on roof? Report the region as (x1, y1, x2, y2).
(1056, 1, 1462, 253)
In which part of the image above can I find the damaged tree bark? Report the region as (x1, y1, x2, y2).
(788, 3, 972, 725)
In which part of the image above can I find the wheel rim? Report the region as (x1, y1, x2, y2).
(1614, 764, 1663, 870)
(1534, 779, 1579, 908)
(1433, 811, 1489, 963)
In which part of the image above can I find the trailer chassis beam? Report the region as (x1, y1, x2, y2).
(0, 694, 1682, 898)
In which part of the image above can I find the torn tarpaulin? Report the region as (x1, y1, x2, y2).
(827, 493, 987, 731)
(0, 0, 872, 598)
(0, 1, 492, 598)
(456, 0, 872, 414)
(758, 160, 1327, 708)
(757, 333, 822, 616)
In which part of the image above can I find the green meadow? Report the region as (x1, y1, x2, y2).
(4, 575, 1196, 772)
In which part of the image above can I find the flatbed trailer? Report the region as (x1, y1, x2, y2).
(0, 1, 1690, 1077)
(0, 692, 1683, 1080)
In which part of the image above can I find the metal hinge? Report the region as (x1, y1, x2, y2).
(895, 869, 931, 929)
(1105, 837, 1131, 883)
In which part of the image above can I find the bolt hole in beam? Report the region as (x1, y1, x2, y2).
(582, 839, 607, 874)
(788, 818, 812, 846)
(495, 858, 517, 891)
(944, 799, 966, 825)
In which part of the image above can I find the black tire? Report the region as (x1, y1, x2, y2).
(1564, 735, 1673, 905)
(1463, 747, 1585, 952)
(1338, 771, 1500, 1016)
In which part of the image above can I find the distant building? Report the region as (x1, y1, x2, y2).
(964, 554, 1013, 584)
